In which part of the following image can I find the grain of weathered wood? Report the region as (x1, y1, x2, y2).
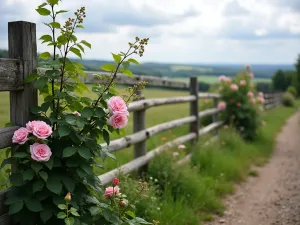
(0, 59, 24, 91)
(0, 126, 20, 149)
(190, 77, 199, 141)
(101, 115, 196, 152)
(99, 133, 197, 185)
(199, 108, 221, 118)
(9, 21, 38, 127)
(198, 93, 221, 99)
(199, 121, 224, 135)
(0, 214, 10, 225)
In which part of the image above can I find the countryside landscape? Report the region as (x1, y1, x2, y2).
(0, 0, 300, 225)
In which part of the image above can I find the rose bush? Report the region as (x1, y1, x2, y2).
(218, 66, 263, 140)
(1, 1, 151, 225)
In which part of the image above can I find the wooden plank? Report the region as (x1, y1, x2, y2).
(189, 77, 199, 141)
(9, 21, 38, 127)
(213, 98, 219, 136)
(199, 108, 221, 118)
(99, 132, 197, 185)
(0, 58, 23, 91)
(0, 126, 20, 149)
(199, 121, 224, 135)
(198, 93, 221, 99)
(128, 96, 195, 112)
(101, 115, 196, 152)
(0, 214, 10, 225)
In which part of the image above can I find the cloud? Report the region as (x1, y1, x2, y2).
(222, 1, 249, 17)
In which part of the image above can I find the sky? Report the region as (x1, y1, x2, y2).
(0, 0, 300, 64)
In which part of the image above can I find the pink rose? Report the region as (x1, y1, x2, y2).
(173, 152, 179, 157)
(257, 96, 264, 104)
(218, 101, 226, 111)
(230, 84, 238, 91)
(12, 127, 29, 144)
(249, 72, 254, 78)
(258, 92, 264, 97)
(236, 102, 241, 107)
(32, 121, 52, 139)
(73, 111, 81, 116)
(247, 91, 254, 98)
(219, 75, 226, 82)
(107, 96, 129, 116)
(251, 98, 256, 104)
(108, 114, 128, 129)
(30, 143, 52, 162)
(240, 80, 246, 86)
(225, 77, 232, 83)
(26, 121, 39, 133)
(178, 144, 186, 149)
(104, 186, 120, 199)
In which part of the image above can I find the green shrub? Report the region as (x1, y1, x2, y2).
(287, 86, 297, 97)
(282, 92, 295, 107)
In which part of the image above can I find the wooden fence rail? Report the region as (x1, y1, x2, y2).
(0, 20, 283, 224)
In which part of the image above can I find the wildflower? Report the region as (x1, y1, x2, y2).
(161, 137, 167, 141)
(178, 144, 186, 149)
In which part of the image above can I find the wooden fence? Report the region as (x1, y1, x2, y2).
(0, 21, 283, 224)
(264, 92, 283, 110)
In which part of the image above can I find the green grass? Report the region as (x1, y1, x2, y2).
(115, 102, 299, 225)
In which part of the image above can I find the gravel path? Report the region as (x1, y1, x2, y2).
(207, 111, 300, 225)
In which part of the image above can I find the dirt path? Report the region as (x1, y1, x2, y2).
(207, 111, 300, 225)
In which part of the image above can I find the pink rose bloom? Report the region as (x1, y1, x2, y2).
(251, 98, 256, 104)
(108, 114, 128, 129)
(12, 127, 29, 144)
(236, 102, 241, 107)
(26, 121, 39, 133)
(218, 101, 226, 111)
(32, 121, 52, 139)
(247, 91, 254, 98)
(173, 152, 179, 157)
(30, 143, 52, 162)
(104, 186, 120, 199)
(258, 92, 264, 97)
(178, 144, 186, 149)
(225, 77, 232, 83)
(219, 75, 226, 82)
(249, 72, 254, 78)
(73, 111, 81, 117)
(257, 97, 264, 104)
(230, 84, 239, 91)
(240, 80, 246, 86)
(107, 96, 129, 116)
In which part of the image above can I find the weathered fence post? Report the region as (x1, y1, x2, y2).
(212, 97, 219, 136)
(133, 90, 147, 176)
(189, 77, 199, 141)
(9, 21, 37, 174)
(9, 21, 38, 126)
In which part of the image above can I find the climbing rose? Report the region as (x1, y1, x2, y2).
(236, 102, 241, 107)
(12, 127, 28, 144)
(107, 96, 129, 116)
(32, 121, 52, 139)
(257, 96, 264, 104)
(218, 101, 226, 111)
(65, 192, 71, 202)
(230, 84, 238, 91)
(240, 80, 246, 86)
(104, 186, 120, 199)
(258, 92, 264, 97)
(30, 143, 52, 162)
(251, 98, 256, 104)
(112, 177, 120, 186)
(225, 77, 232, 83)
(73, 111, 81, 116)
(119, 200, 126, 207)
(249, 72, 254, 78)
(26, 120, 39, 133)
(247, 91, 254, 98)
(219, 75, 227, 82)
(108, 114, 128, 129)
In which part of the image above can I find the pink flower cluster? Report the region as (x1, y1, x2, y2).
(107, 96, 129, 129)
(230, 84, 239, 91)
(240, 80, 247, 86)
(218, 101, 226, 111)
(219, 75, 231, 83)
(104, 177, 121, 200)
(12, 121, 52, 162)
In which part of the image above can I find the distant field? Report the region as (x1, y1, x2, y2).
(170, 75, 271, 84)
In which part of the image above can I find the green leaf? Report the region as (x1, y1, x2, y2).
(39, 34, 52, 43)
(26, 198, 43, 212)
(36, 76, 48, 90)
(100, 64, 116, 72)
(70, 208, 80, 217)
(63, 147, 77, 158)
(5, 196, 23, 205)
(36, 7, 51, 16)
(39, 52, 51, 60)
(103, 129, 110, 146)
(62, 177, 75, 192)
(64, 217, 75, 225)
(39, 171, 48, 182)
(47, 0, 59, 5)
(65, 115, 77, 125)
(76, 24, 84, 29)
(23, 169, 35, 181)
(77, 44, 85, 53)
(0, 157, 14, 169)
(132, 217, 152, 224)
(80, 164, 93, 175)
(24, 73, 40, 83)
(45, 157, 54, 170)
(57, 35, 67, 45)
(123, 69, 133, 77)
(106, 152, 116, 161)
(95, 108, 106, 118)
(81, 107, 94, 118)
(81, 40, 91, 49)
(70, 47, 82, 59)
(126, 210, 135, 218)
(9, 201, 23, 215)
(112, 53, 122, 63)
(9, 173, 24, 186)
(31, 163, 43, 173)
(57, 212, 67, 219)
(56, 10, 68, 15)
(89, 206, 101, 216)
(38, 3, 47, 8)
(128, 58, 140, 65)
(33, 180, 44, 193)
(58, 204, 67, 210)
(14, 152, 27, 158)
(78, 146, 92, 159)
(40, 210, 53, 223)
(46, 177, 62, 195)
(58, 125, 71, 137)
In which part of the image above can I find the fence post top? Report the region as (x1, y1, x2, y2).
(8, 21, 35, 25)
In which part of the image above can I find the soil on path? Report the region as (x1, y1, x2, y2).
(207, 111, 300, 225)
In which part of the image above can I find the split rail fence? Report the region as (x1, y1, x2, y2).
(0, 21, 282, 224)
